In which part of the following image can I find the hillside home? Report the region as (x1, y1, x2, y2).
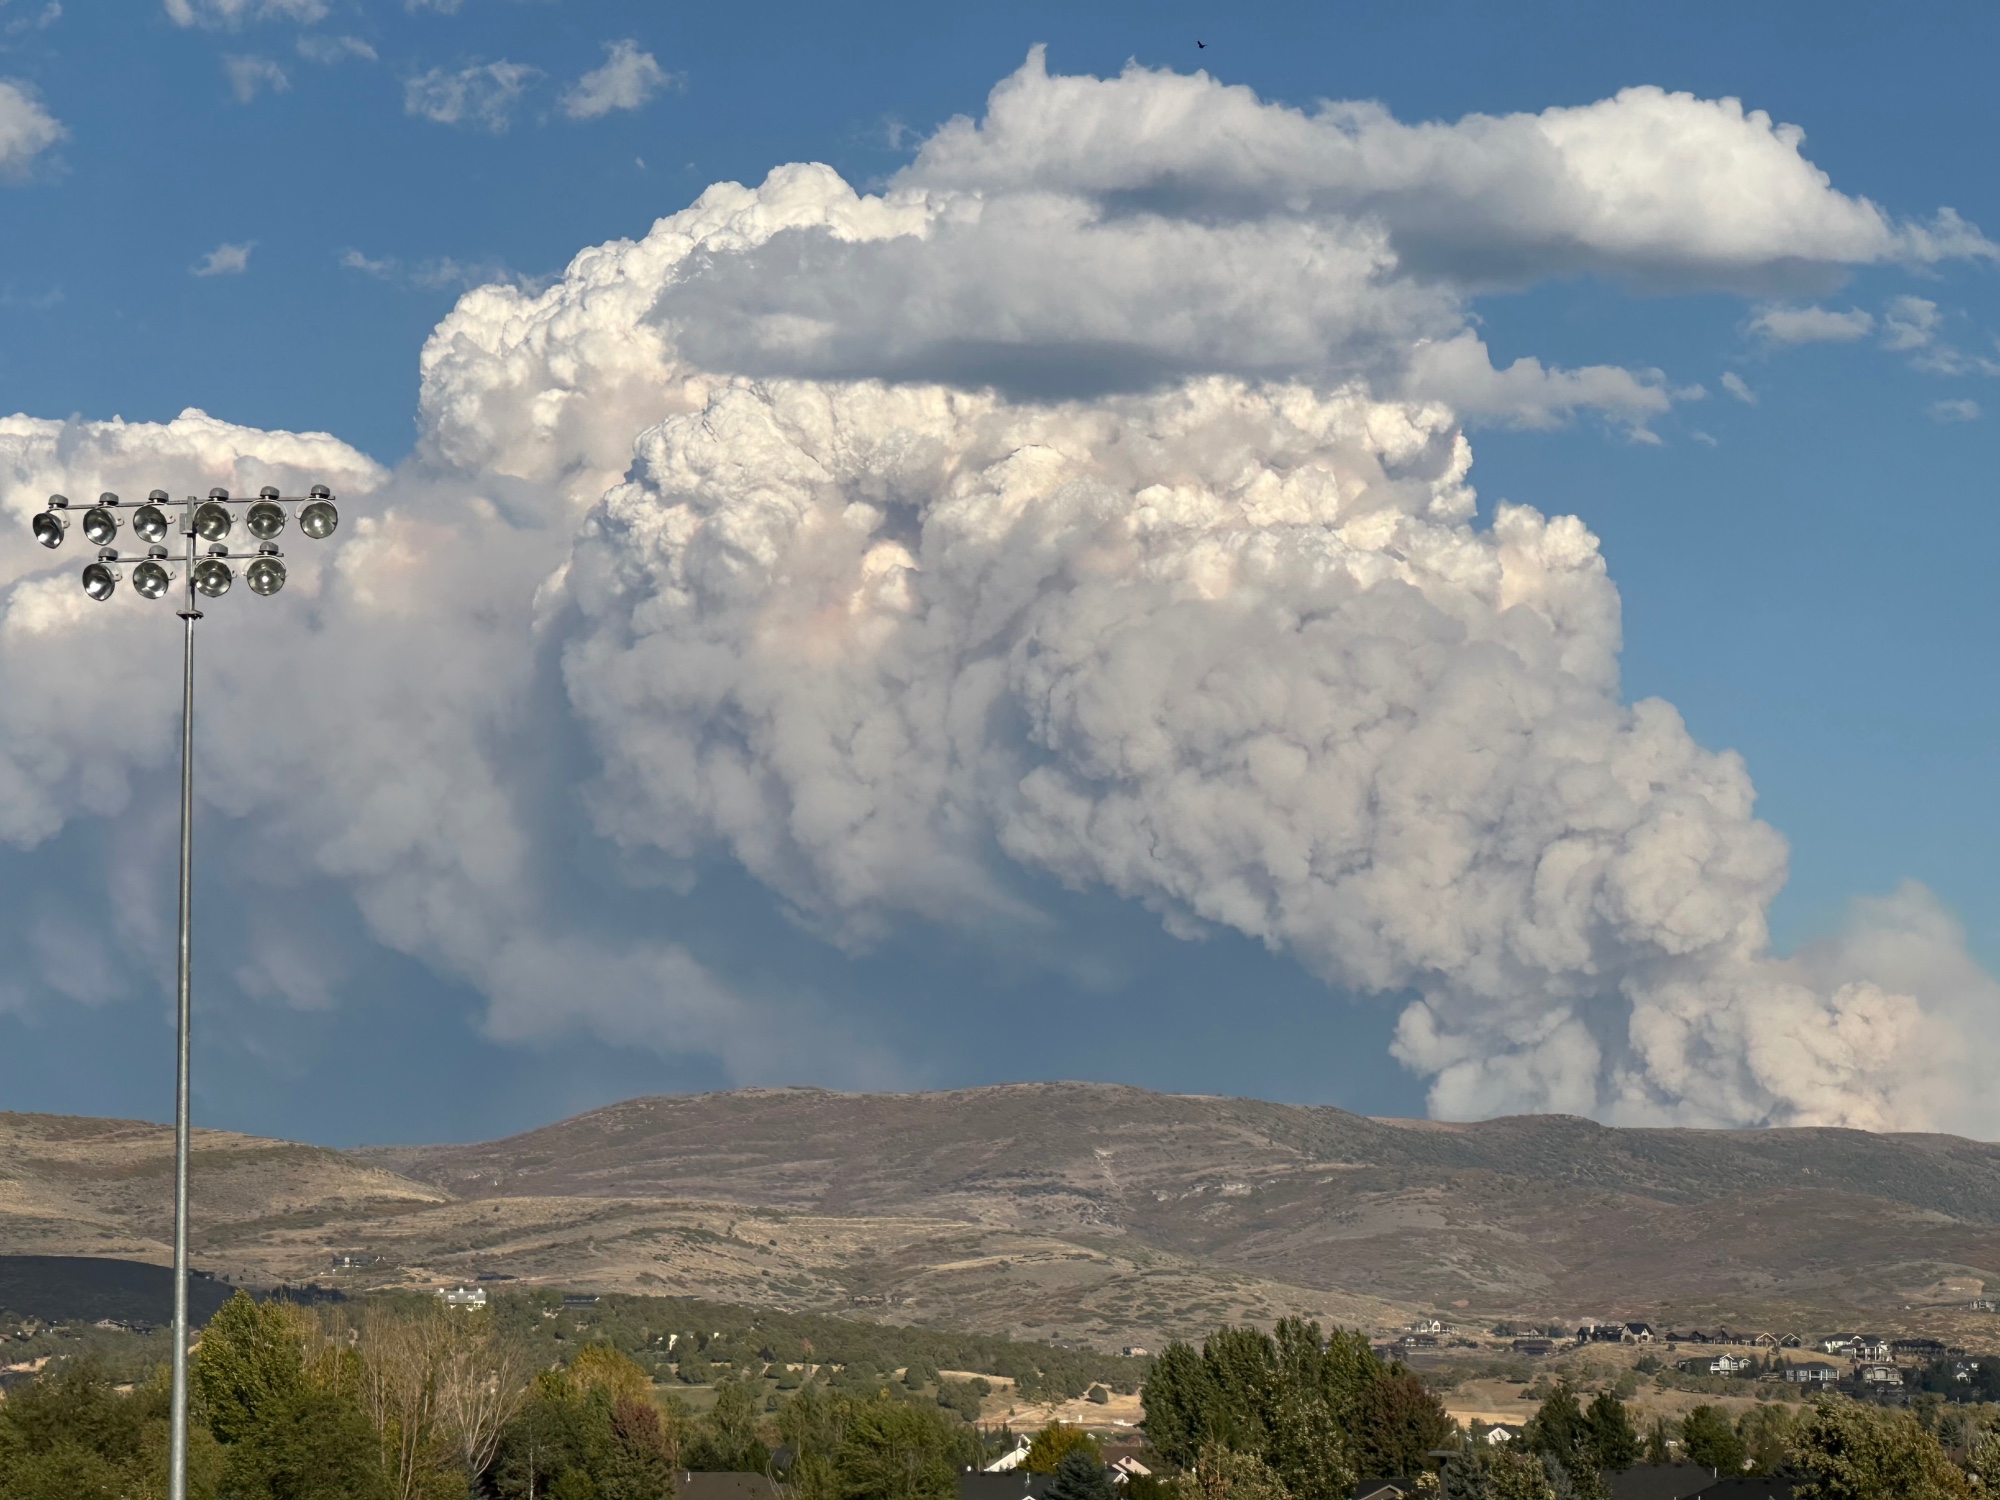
(1778, 1334, 1804, 1348)
(1352, 1482, 1416, 1500)
(1782, 1362, 1839, 1385)
(1751, 1334, 1778, 1349)
(1853, 1337, 1890, 1362)
(437, 1286, 487, 1309)
(1681, 1354, 1752, 1376)
(984, 1437, 1033, 1473)
(1480, 1425, 1521, 1445)
(1110, 1458, 1153, 1486)
(1623, 1323, 1655, 1343)
(1394, 1334, 1439, 1353)
(1409, 1318, 1449, 1336)
(1511, 1338, 1556, 1357)
(1955, 1360, 1984, 1382)
(1857, 1363, 1904, 1386)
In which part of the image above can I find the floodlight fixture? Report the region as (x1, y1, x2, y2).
(192, 557, 232, 598)
(134, 504, 170, 543)
(246, 500, 285, 540)
(32, 510, 64, 548)
(192, 502, 232, 542)
(246, 552, 285, 596)
(81, 560, 119, 600)
(133, 560, 173, 600)
(299, 497, 338, 540)
(83, 505, 119, 546)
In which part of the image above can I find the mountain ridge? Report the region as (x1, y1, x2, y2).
(9, 1084, 2000, 1346)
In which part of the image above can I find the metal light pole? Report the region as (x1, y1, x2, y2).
(28, 482, 341, 1500)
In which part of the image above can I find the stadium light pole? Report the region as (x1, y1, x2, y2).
(28, 482, 341, 1500)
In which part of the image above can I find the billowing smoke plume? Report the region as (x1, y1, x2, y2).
(1, 53, 1993, 1128)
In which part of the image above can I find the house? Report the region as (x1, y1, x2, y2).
(1682, 1354, 1751, 1376)
(1623, 1323, 1655, 1343)
(1408, 1318, 1448, 1336)
(1778, 1334, 1804, 1349)
(1110, 1458, 1153, 1487)
(1751, 1334, 1778, 1349)
(1954, 1360, 1983, 1382)
(960, 1476, 1051, 1500)
(1852, 1337, 1890, 1362)
(436, 1286, 487, 1309)
(1393, 1334, 1439, 1353)
(1480, 1425, 1522, 1446)
(1511, 1338, 1556, 1357)
(1577, 1323, 1627, 1344)
(983, 1437, 1033, 1474)
(1352, 1482, 1417, 1500)
(1857, 1363, 1904, 1386)
(1782, 1362, 1839, 1385)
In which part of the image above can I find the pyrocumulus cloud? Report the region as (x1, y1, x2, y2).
(3, 53, 1994, 1130)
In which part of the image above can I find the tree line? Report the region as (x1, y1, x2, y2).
(1138, 1321, 2000, 1500)
(0, 1291, 1027, 1500)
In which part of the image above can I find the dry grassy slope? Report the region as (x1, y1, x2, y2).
(16, 1086, 2000, 1347)
(0, 1112, 448, 1261)
(355, 1083, 2000, 1330)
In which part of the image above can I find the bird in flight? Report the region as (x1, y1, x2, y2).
(1197, 39, 1207, 47)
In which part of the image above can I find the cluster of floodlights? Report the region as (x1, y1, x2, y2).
(32, 485, 338, 601)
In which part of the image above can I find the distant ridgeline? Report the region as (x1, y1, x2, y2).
(0, 1255, 236, 1328)
(488, 1289, 1153, 1399)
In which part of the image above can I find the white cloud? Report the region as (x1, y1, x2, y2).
(404, 60, 538, 131)
(562, 39, 674, 120)
(6, 3, 61, 35)
(339, 248, 393, 277)
(222, 54, 289, 104)
(1720, 371, 1756, 405)
(296, 34, 375, 65)
(1748, 304, 1875, 343)
(1930, 398, 1980, 423)
(905, 50, 1992, 285)
(164, 0, 324, 28)
(191, 241, 254, 276)
(0, 81, 62, 180)
(1881, 294, 1941, 352)
(7, 53, 1999, 1129)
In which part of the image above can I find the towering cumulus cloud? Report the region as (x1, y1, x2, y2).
(3, 54, 1995, 1127)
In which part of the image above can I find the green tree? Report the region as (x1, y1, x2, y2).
(1267, 1379, 1357, 1500)
(1523, 1385, 1590, 1481)
(781, 1384, 850, 1464)
(1739, 1405, 1795, 1477)
(1678, 1407, 1746, 1476)
(1789, 1399, 1973, 1500)
(1642, 1419, 1671, 1467)
(195, 1292, 315, 1446)
(1582, 1392, 1639, 1472)
(1173, 1442, 1286, 1500)
(1025, 1421, 1101, 1474)
(1045, 1447, 1118, 1500)
(836, 1396, 958, 1500)
(217, 1388, 394, 1500)
(1354, 1371, 1456, 1479)
(1143, 1344, 1214, 1470)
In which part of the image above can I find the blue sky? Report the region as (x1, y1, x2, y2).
(0, 0, 1996, 1144)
